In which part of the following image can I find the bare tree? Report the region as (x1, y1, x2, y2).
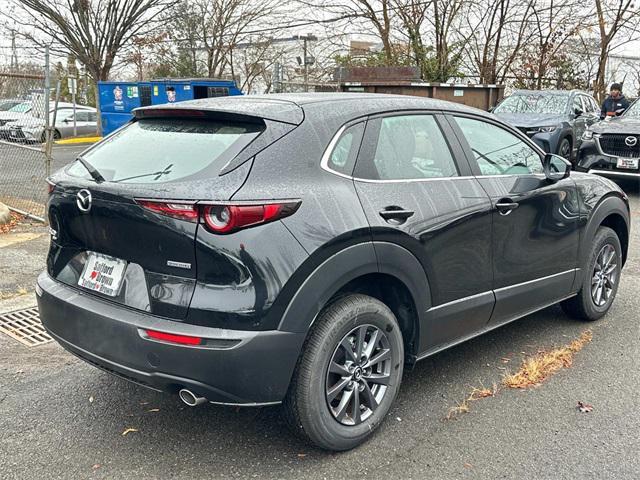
(304, 0, 397, 63)
(162, 0, 284, 79)
(460, 0, 536, 84)
(12, 0, 168, 129)
(428, 0, 465, 81)
(393, 0, 431, 77)
(593, 0, 640, 100)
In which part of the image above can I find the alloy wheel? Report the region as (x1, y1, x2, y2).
(591, 243, 618, 307)
(325, 324, 392, 426)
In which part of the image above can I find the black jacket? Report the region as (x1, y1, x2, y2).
(600, 95, 630, 119)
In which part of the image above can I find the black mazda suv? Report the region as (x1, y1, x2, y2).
(38, 93, 630, 451)
(577, 98, 640, 178)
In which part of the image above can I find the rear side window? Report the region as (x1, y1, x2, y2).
(355, 114, 458, 180)
(67, 118, 263, 183)
(326, 122, 365, 176)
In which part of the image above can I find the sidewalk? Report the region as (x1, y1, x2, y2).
(0, 218, 48, 313)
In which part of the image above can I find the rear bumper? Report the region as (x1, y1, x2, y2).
(36, 272, 305, 405)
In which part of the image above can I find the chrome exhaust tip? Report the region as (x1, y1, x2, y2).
(178, 388, 207, 407)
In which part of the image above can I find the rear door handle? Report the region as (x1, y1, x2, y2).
(379, 208, 415, 223)
(495, 199, 519, 216)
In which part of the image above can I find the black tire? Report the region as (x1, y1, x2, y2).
(283, 294, 404, 451)
(557, 137, 572, 161)
(561, 226, 621, 321)
(53, 129, 61, 140)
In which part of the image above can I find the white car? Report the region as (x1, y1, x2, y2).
(2, 103, 97, 143)
(0, 102, 33, 137)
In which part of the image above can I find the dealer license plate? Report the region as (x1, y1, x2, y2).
(616, 158, 639, 169)
(78, 252, 127, 297)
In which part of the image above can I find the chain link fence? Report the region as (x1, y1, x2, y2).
(0, 67, 52, 222)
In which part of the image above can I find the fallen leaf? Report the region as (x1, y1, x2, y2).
(89, 396, 94, 403)
(396, 417, 402, 422)
(464, 463, 473, 469)
(500, 357, 511, 363)
(148, 408, 160, 412)
(140, 401, 149, 405)
(297, 453, 307, 458)
(92, 464, 100, 470)
(122, 428, 138, 436)
(577, 401, 593, 413)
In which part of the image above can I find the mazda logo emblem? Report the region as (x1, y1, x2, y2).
(76, 189, 92, 213)
(625, 136, 637, 147)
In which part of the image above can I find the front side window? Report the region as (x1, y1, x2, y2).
(356, 114, 458, 180)
(572, 96, 584, 113)
(454, 116, 543, 176)
(74, 111, 89, 122)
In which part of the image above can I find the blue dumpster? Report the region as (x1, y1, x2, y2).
(98, 78, 242, 136)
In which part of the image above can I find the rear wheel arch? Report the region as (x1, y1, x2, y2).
(277, 241, 429, 360)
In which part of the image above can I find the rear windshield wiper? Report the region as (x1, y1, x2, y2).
(75, 156, 105, 183)
(113, 164, 173, 183)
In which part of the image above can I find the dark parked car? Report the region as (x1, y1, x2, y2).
(577, 99, 640, 178)
(38, 94, 630, 451)
(493, 90, 600, 161)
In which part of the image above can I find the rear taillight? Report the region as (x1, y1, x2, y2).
(136, 199, 300, 233)
(136, 200, 199, 222)
(201, 202, 300, 234)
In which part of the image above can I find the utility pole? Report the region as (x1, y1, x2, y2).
(303, 37, 309, 92)
(10, 30, 18, 69)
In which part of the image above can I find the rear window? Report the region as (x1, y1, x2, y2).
(67, 118, 263, 183)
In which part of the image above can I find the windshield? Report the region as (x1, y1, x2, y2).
(66, 118, 264, 183)
(9, 102, 31, 113)
(0, 100, 21, 111)
(494, 94, 569, 114)
(623, 100, 640, 118)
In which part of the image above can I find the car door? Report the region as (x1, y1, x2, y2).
(350, 111, 495, 354)
(448, 114, 581, 325)
(55, 111, 74, 137)
(85, 111, 98, 135)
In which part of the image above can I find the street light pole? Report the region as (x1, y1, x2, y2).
(303, 37, 309, 92)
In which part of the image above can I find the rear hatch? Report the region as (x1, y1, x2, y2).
(47, 103, 301, 320)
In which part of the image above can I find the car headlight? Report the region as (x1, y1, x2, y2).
(536, 125, 557, 133)
(582, 130, 593, 140)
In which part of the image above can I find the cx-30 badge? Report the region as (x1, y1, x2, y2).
(625, 136, 637, 147)
(76, 189, 92, 213)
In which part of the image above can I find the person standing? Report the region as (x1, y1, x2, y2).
(600, 83, 630, 119)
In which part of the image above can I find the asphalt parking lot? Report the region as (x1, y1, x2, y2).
(0, 178, 639, 480)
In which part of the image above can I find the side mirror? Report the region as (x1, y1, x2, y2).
(63, 118, 70, 123)
(543, 153, 571, 181)
(574, 108, 583, 117)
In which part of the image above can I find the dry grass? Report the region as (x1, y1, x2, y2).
(446, 384, 498, 420)
(502, 330, 593, 389)
(0, 287, 29, 300)
(0, 212, 24, 234)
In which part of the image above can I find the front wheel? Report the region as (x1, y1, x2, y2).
(283, 294, 404, 451)
(561, 226, 621, 321)
(557, 137, 572, 161)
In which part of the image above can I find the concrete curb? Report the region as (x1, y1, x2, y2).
(54, 136, 101, 145)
